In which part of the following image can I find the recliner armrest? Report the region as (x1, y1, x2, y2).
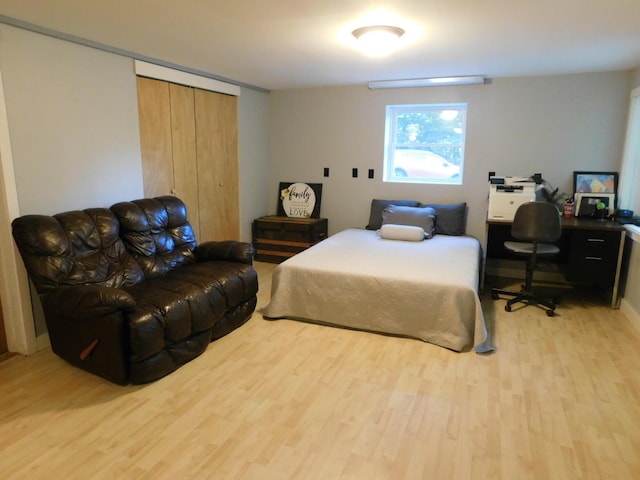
(42, 285, 136, 320)
(194, 240, 255, 265)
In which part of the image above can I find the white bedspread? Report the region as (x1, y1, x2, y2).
(262, 228, 487, 352)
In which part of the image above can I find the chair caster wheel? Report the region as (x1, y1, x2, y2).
(492, 292, 499, 300)
(546, 309, 555, 317)
(505, 304, 512, 312)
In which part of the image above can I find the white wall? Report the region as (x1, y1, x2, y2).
(239, 87, 271, 241)
(0, 24, 144, 214)
(269, 71, 632, 243)
(632, 67, 640, 89)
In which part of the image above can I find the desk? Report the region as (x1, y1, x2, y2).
(485, 216, 626, 308)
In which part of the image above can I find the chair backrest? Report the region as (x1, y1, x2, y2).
(12, 208, 145, 294)
(110, 196, 197, 280)
(511, 201, 562, 243)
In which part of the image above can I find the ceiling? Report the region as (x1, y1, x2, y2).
(1, 0, 640, 91)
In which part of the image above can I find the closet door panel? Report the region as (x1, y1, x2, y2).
(195, 89, 239, 241)
(169, 83, 200, 239)
(136, 77, 173, 198)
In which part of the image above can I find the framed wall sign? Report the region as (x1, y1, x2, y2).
(277, 182, 323, 218)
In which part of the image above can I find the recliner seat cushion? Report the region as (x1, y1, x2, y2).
(124, 260, 258, 383)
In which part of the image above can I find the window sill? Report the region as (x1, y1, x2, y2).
(624, 224, 640, 243)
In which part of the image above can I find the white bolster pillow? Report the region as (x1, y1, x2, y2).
(378, 224, 426, 241)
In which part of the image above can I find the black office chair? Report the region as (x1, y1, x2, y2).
(491, 201, 562, 316)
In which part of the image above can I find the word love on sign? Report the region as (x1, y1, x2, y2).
(277, 182, 323, 218)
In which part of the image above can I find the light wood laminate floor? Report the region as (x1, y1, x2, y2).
(1, 261, 639, 479)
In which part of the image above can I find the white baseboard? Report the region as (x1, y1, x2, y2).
(35, 333, 50, 351)
(620, 299, 640, 334)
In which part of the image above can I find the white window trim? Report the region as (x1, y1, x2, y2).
(625, 224, 640, 244)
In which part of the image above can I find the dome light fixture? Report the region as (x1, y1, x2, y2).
(352, 25, 406, 57)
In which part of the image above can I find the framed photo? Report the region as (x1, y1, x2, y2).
(574, 193, 616, 217)
(277, 182, 323, 218)
(573, 171, 618, 195)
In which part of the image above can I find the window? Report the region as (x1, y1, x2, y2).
(384, 103, 467, 185)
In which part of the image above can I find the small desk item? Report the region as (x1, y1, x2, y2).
(574, 193, 615, 217)
(485, 216, 626, 308)
(252, 216, 328, 263)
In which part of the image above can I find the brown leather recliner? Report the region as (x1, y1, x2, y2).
(12, 196, 258, 385)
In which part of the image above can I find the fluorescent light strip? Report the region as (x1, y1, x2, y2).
(368, 75, 486, 89)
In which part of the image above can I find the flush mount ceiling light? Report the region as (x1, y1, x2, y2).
(352, 25, 405, 57)
(368, 75, 486, 89)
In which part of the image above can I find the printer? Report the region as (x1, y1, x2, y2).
(488, 175, 537, 221)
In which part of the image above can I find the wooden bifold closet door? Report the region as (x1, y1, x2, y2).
(136, 76, 239, 242)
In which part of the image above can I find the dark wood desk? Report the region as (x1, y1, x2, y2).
(485, 216, 626, 308)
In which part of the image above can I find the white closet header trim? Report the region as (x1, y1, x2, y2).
(134, 60, 241, 96)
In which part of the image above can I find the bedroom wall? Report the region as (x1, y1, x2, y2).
(632, 67, 640, 89)
(0, 24, 270, 353)
(238, 87, 272, 236)
(268, 71, 632, 243)
(0, 24, 144, 214)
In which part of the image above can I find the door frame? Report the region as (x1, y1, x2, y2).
(0, 66, 37, 355)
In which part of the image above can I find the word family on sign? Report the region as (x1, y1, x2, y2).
(280, 182, 316, 218)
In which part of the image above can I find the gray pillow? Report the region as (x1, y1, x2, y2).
(382, 205, 436, 239)
(366, 199, 420, 230)
(421, 202, 467, 235)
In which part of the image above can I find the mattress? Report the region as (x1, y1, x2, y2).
(261, 228, 487, 352)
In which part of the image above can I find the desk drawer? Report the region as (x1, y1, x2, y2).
(567, 230, 620, 285)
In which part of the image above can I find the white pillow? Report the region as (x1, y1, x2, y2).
(378, 224, 426, 241)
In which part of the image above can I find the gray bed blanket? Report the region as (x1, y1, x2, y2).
(262, 228, 487, 352)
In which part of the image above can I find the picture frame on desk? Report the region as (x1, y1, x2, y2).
(573, 171, 618, 218)
(573, 171, 618, 195)
(574, 193, 616, 217)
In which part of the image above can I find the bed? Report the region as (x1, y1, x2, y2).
(261, 200, 488, 352)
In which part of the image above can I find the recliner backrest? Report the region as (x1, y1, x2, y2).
(110, 196, 197, 280)
(511, 201, 562, 243)
(12, 208, 145, 294)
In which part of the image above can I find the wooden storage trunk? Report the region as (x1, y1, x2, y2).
(252, 216, 328, 263)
